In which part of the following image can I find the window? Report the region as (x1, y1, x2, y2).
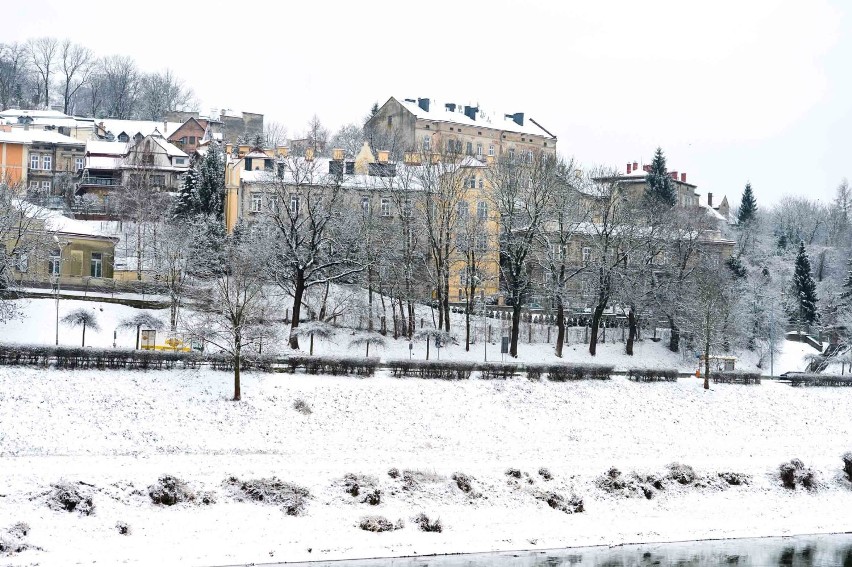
(527, 175, 533, 189)
(90, 252, 103, 278)
(403, 199, 413, 218)
(268, 195, 278, 213)
(552, 243, 564, 260)
(75, 157, 84, 171)
(180, 137, 187, 144)
(30, 153, 39, 169)
(488, 144, 495, 157)
(15, 253, 28, 273)
(41, 181, 51, 192)
(476, 235, 487, 252)
(290, 194, 300, 215)
(380, 198, 391, 217)
(361, 196, 370, 216)
(526, 150, 533, 164)
(476, 143, 483, 157)
(251, 192, 262, 213)
(189, 136, 196, 144)
(582, 247, 591, 263)
(387, 116, 393, 127)
(42, 155, 52, 170)
(423, 136, 431, 151)
(173, 157, 186, 165)
(466, 176, 476, 189)
(478, 177, 484, 189)
(29, 180, 38, 190)
(118, 133, 129, 142)
(457, 200, 469, 220)
(49, 250, 61, 276)
(477, 201, 487, 220)
(466, 142, 473, 155)
(508, 148, 516, 161)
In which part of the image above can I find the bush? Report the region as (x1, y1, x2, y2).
(718, 472, 750, 486)
(0, 522, 31, 554)
(148, 475, 195, 506)
(547, 363, 613, 381)
(478, 362, 520, 380)
(387, 468, 400, 479)
(293, 398, 312, 415)
(779, 459, 816, 490)
(358, 515, 401, 532)
(505, 468, 522, 479)
(115, 521, 131, 535)
(400, 469, 444, 492)
(227, 476, 310, 515)
(343, 473, 377, 498)
(538, 467, 553, 481)
(627, 368, 679, 382)
(361, 489, 382, 506)
(0, 343, 202, 370)
(843, 453, 852, 482)
(666, 463, 697, 485)
(285, 355, 378, 377)
(712, 371, 761, 385)
(414, 513, 443, 532)
(48, 481, 95, 516)
(537, 491, 584, 514)
(451, 472, 478, 496)
(386, 359, 476, 380)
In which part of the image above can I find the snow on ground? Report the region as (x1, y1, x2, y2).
(0, 367, 851, 566)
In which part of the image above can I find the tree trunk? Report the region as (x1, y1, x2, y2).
(82, 321, 87, 347)
(510, 301, 522, 358)
(319, 281, 330, 320)
(704, 305, 711, 390)
(589, 302, 606, 356)
(627, 305, 637, 356)
(289, 271, 305, 350)
(425, 338, 430, 360)
(407, 301, 415, 338)
(233, 346, 242, 401)
(366, 340, 370, 358)
(309, 333, 314, 356)
(135, 325, 140, 350)
(668, 316, 680, 352)
(555, 299, 565, 358)
(170, 297, 179, 332)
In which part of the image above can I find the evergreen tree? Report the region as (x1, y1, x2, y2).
(737, 183, 758, 224)
(173, 166, 199, 219)
(841, 258, 852, 305)
(776, 231, 788, 251)
(791, 240, 819, 326)
(644, 147, 676, 207)
(725, 255, 747, 279)
(197, 144, 226, 220)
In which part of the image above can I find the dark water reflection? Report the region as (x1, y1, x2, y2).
(274, 534, 852, 566)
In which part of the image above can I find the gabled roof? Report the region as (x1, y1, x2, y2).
(392, 97, 557, 140)
(0, 130, 85, 146)
(99, 119, 183, 140)
(167, 117, 208, 140)
(86, 140, 128, 156)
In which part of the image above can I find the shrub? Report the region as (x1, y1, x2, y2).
(451, 472, 476, 495)
(537, 491, 584, 514)
(627, 368, 679, 382)
(538, 467, 553, 481)
(226, 476, 311, 515)
(666, 463, 697, 485)
(148, 475, 195, 506)
(48, 481, 95, 516)
(286, 355, 379, 377)
(712, 371, 761, 385)
(547, 363, 613, 381)
(387, 467, 400, 479)
(414, 513, 443, 532)
(293, 398, 312, 415)
(342, 473, 377, 498)
(361, 489, 382, 506)
(115, 521, 131, 535)
(359, 515, 396, 532)
(505, 468, 522, 479)
(479, 362, 520, 380)
(779, 459, 816, 490)
(401, 469, 444, 492)
(386, 359, 476, 380)
(718, 472, 750, 486)
(843, 453, 852, 482)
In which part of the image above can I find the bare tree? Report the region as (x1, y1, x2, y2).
(27, 37, 59, 108)
(150, 221, 196, 331)
(137, 69, 195, 121)
(119, 312, 165, 349)
(57, 39, 93, 115)
(101, 55, 140, 119)
(0, 42, 31, 109)
(328, 123, 365, 157)
(264, 121, 288, 147)
(290, 114, 329, 156)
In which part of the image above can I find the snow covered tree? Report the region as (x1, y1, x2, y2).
(196, 144, 225, 219)
(790, 240, 819, 328)
(119, 312, 165, 349)
(173, 166, 198, 220)
(328, 123, 365, 157)
(725, 255, 747, 279)
(644, 147, 676, 207)
(737, 183, 758, 225)
(842, 258, 852, 305)
(61, 308, 100, 347)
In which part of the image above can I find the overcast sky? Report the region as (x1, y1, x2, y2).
(8, 0, 850, 208)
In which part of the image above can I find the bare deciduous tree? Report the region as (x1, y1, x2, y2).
(0, 42, 31, 109)
(100, 55, 140, 119)
(137, 69, 195, 121)
(27, 37, 58, 108)
(58, 39, 93, 115)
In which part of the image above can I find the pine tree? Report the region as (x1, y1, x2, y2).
(791, 240, 819, 326)
(644, 147, 676, 207)
(173, 166, 199, 219)
(197, 144, 226, 220)
(737, 183, 758, 225)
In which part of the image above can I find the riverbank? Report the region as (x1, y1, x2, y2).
(1, 368, 850, 565)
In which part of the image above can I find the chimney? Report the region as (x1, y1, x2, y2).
(225, 143, 233, 155)
(633, 161, 638, 171)
(332, 148, 344, 161)
(276, 145, 288, 158)
(445, 103, 456, 112)
(238, 144, 250, 157)
(163, 120, 168, 135)
(463, 105, 478, 121)
(670, 171, 678, 180)
(626, 162, 632, 174)
(403, 151, 422, 165)
(377, 150, 389, 163)
(680, 172, 686, 183)
(505, 112, 524, 126)
(708, 192, 713, 207)
(417, 98, 430, 112)
(643, 164, 651, 172)
(305, 147, 314, 161)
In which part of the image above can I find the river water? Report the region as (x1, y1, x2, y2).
(273, 533, 852, 566)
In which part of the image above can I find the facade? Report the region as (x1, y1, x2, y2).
(121, 133, 190, 193)
(0, 129, 85, 197)
(168, 117, 210, 155)
(615, 160, 700, 207)
(366, 96, 558, 161)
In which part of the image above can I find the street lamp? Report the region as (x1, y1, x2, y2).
(52, 235, 69, 346)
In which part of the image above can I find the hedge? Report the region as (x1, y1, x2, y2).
(283, 355, 379, 376)
(786, 373, 852, 387)
(0, 344, 202, 370)
(479, 362, 520, 380)
(526, 363, 614, 382)
(627, 368, 679, 382)
(386, 360, 477, 380)
(711, 370, 761, 385)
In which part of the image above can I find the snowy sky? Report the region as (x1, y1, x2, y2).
(9, 0, 850, 207)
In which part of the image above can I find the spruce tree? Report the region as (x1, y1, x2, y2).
(173, 166, 199, 219)
(197, 144, 226, 220)
(841, 258, 852, 305)
(644, 147, 676, 207)
(737, 183, 757, 224)
(791, 240, 819, 326)
(725, 255, 747, 279)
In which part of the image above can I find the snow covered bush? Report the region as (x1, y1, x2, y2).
(547, 364, 613, 381)
(718, 472, 750, 486)
(115, 521, 131, 535)
(387, 468, 400, 479)
(538, 467, 553, 481)
(414, 513, 443, 532)
(478, 362, 520, 380)
(358, 516, 402, 532)
(842, 453, 852, 482)
(505, 468, 522, 479)
(148, 475, 196, 506)
(226, 476, 310, 515)
(387, 360, 477, 380)
(536, 491, 584, 514)
(400, 469, 444, 492)
(711, 371, 761, 385)
(451, 472, 480, 497)
(627, 368, 679, 382)
(285, 355, 379, 376)
(293, 398, 312, 415)
(48, 481, 95, 515)
(0, 523, 32, 554)
(666, 463, 697, 485)
(779, 459, 817, 490)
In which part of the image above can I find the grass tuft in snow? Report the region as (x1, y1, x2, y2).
(358, 515, 402, 532)
(342, 473, 378, 498)
(401, 469, 445, 492)
(148, 475, 196, 506)
(47, 481, 95, 515)
(414, 512, 443, 533)
(0, 522, 33, 554)
(387, 467, 400, 479)
(505, 467, 523, 479)
(779, 459, 817, 490)
(451, 472, 480, 498)
(718, 472, 750, 486)
(293, 398, 312, 415)
(115, 521, 131, 535)
(226, 476, 310, 515)
(666, 462, 697, 485)
(843, 452, 852, 483)
(538, 467, 553, 481)
(536, 491, 584, 514)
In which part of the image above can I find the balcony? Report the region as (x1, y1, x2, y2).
(79, 175, 119, 187)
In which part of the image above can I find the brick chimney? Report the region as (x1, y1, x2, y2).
(643, 164, 651, 172)
(670, 171, 678, 180)
(633, 161, 638, 171)
(332, 148, 344, 161)
(305, 147, 314, 161)
(708, 192, 714, 207)
(680, 172, 686, 182)
(377, 150, 389, 163)
(626, 162, 632, 174)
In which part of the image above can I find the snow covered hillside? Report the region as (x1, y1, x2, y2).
(0, 368, 851, 565)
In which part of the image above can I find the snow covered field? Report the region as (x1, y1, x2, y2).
(1, 367, 851, 565)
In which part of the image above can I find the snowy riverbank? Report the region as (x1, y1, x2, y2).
(1, 367, 851, 565)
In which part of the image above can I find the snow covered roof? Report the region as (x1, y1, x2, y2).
(14, 200, 118, 241)
(241, 157, 426, 191)
(99, 119, 183, 140)
(395, 97, 556, 139)
(0, 108, 69, 119)
(0, 130, 85, 146)
(86, 140, 128, 156)
(85, 156, 122, 170)
(148, 135, 189, 159)
(610, 166, 698, 189)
